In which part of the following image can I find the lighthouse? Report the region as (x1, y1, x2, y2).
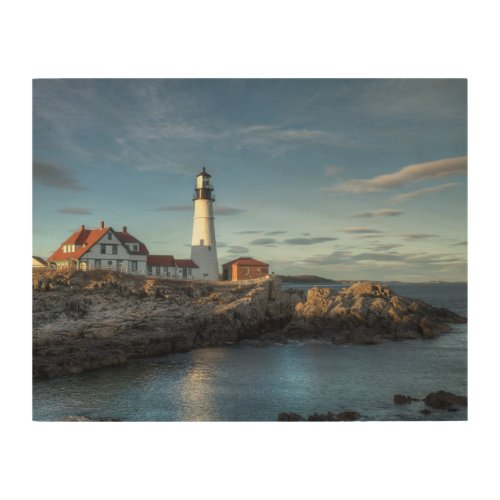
(190, 167, 219, 280)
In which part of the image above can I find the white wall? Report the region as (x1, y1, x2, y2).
(191, 199, 219, 280)
(81, 230, 147, 273)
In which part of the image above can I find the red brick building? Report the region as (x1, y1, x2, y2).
(222, 257, 269, 281)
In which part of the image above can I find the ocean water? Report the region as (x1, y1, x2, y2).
(32, 283, 467, 421)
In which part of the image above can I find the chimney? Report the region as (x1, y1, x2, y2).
(80, 224, 85, 231)
(100, 220, 104, 230)
(123, 226, 127, 234)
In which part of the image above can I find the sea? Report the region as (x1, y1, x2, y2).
(32, 282, 467, 421)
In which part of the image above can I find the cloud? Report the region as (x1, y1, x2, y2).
(265, 231, 286, 235)
(456, 240, 467, 246)
(353, 208, 402, 217)
(324, 165, 343, 175)
(235, 230, 262, 234)
(56, 207, 92, 215)
(213, 206, 245, 216)
(369, 243, 403, 251)
(284, 237, 338, 245)
(303, 250, 465, 267)
(249, 238, 278, 246)
(391, 182, 461, 202)
(225, 245, 249, 255)
(339, 227, 382, 234)
(153, 205, 244, 216)
(401, 233, 438, 240)
(328, 156, 467, 193)
(33, 160, 83, 190)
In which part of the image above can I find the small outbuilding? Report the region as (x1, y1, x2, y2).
(32, 256, 48, 269)
(222, 257, 269, 281)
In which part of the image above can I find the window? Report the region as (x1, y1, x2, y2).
(112, 245, 118, 255)
(133, 244, 138, 251)
(100, 244, 106, 254)
(107, 232, 112, 240)
(95, 259, 101, 269)
(107, 260, 112, 266)
(131, 261, 138, 272)
(155, 266, 160, 275)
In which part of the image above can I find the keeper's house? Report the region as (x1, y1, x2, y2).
(47, 221, 199, 278)
(222, 257, 269, 281)
(47, 221, 148, 273)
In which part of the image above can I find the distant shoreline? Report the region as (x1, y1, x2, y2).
(278, 274, 466, 285)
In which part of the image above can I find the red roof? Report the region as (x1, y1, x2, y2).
(222, 257, 269, 269)
(115, 231, 149, 254)
(48, 225, 148, 262)
(148, 255, 175, 267)
(174, 259, 199, 269)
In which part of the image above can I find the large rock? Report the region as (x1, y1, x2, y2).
(423, 391, 467, 409)
(288, 282, 466, 344)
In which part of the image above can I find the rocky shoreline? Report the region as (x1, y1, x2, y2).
(33, 270, 466, 378)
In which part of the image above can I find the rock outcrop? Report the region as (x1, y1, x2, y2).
(277, 411, 362, 421)
(32, 271, 466, 378)
(423, 391, 467, 409)
(284, 282, 466, 343)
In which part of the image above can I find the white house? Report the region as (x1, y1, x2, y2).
(47, 221, 149, 274)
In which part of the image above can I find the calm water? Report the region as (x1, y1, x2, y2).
(33, 283, 467, 421)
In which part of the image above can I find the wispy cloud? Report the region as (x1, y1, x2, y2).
(214, 207, 245, 216)
(353, 208, 402, 217)
(236, 230, 262, 234)
(153, 205, 244, 216)
(265, 230, 286, 236)
(324, 165, 343, 175)
(339, 227, 382, 234)
(303, 250, 465, 267)
(56, 207, 92, 215)
(328, 156, 467, 194)
(249, 238, 278, 246)
(284, 237, 337, 245)
(33, 160, 83, 190)
(392, 182, 461, 202)
(225, 245, 250, 255)
(401, 233, 438, 240)
(369, 243, 403, 251)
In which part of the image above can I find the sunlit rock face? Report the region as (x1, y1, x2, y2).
(285, 282, 466, 344)
(32, 271, 466, 378)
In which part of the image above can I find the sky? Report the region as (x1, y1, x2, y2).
(33, 79, 467, 281)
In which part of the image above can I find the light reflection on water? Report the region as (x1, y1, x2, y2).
(33, 283, 467, 422)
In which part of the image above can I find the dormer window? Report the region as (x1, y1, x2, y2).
(107, 232, 112, 240)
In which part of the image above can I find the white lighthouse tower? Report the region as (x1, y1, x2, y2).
(190, 167, 219, 280)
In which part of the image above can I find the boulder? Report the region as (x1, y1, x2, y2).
(394, 394, 413, 404)
(277, 412, 306, 421)
(423, 391, 467, 409)
(336, 411, 362, 421)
